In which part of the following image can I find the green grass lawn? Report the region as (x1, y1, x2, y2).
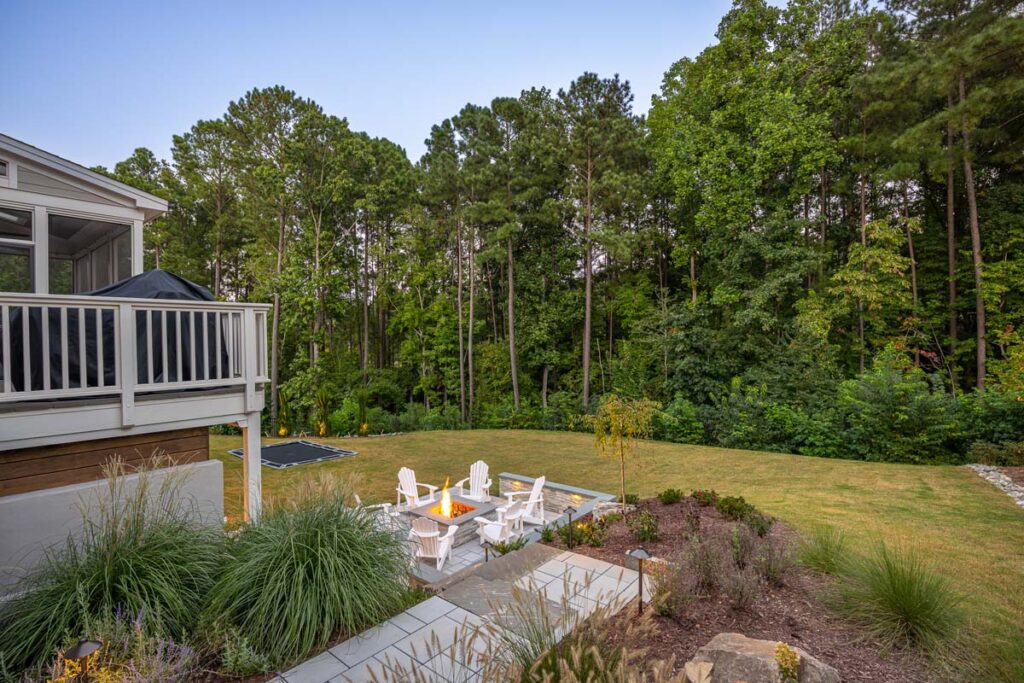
(211, 429, 1024, 642)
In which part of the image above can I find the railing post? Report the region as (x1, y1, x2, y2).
(242, 308, 258, 413)
(118, 303, 136, 427)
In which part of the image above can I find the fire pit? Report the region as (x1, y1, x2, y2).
(407, 483, 497, 547)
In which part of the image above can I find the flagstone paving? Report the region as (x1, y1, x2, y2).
(270, 544, 641, 683)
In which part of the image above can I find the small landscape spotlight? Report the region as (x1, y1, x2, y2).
(563, 505, 578, 547)
(626, 547, 653, 615)
(65, 639, 103, 682)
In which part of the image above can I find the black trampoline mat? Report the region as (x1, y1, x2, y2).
(228, 440, 358, 469)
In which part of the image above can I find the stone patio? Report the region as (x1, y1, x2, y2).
(271, 541, 641, 683)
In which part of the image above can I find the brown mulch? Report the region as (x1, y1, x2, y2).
(543, 498, 933, 683)
(999, 465, 1024, 488)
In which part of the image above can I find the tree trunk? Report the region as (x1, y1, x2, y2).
(960, 73, 986, 390)
(619, 443, 627, 515)
(582, 152, 594, 408)
(946, 95, 958, 388)
(541, 364, 549, 408)
(456, 214, 466, 422)
(269, 207, 286, 434)
(507, 237, 520, 411)
(468, 225, 476, 427)
(903, 189, 919, 367)
(857, 176, 867, 374)
(361, 219, 370, 386)
(689, 252, 697, 303)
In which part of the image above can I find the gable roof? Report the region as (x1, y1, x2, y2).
(0, 134, 169, 221)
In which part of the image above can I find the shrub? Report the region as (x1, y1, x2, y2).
(539, 525, 556, 543)
(715, 495, 754, 521)
(724, 567, 760, 611)
(753, 538, 793, 587)
(220, 628, 271, 676)
(656, 488, 684, 505)
(599, 511, 624, 525)
(683, 509, 701, 541)
(618, 493, 640, 506)
(829, 542, 962, 649)
(493, 536, 528, 556)
(730, 526, 757, 570)
(204, 475, 410, 665)
(691, 489, 719, 507)
(745, 511, 773, 537)
(650, 556, 700, 619)
(968, 440, 1024, 467)
(0, 462, 224, 676)
(628, 510, 659, 543)
(684, 538, 728, 595)
(654, 395, 705, 444)
(557, 520, 607, 549)
(798, 525, 847, 574)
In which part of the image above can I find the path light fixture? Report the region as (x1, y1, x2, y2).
(626, 547, 652, 615)
(563, 505, 578, 548)
(483, 540, 493, 562)
(65, 639, 102, 682)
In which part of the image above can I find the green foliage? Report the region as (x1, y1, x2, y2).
(492, 536, 529, 556)
(837, 347, 959, 463)
(654, 396, 705, 444)
(0, 464, 224, 676)
(556, 520, 607, 549)
(617, 493, 640, 506)
(714, 495, 755, 521)
(968, 441, 1024, 467)
(656, 488, 683, 504)
(627, 510, 659, 543)
(830, 542, 963, 650)
(691, 489, 718, 507)
(220, 628, 271, 676)
(798, 525, 848, 575)
(745, 511, 773, 538)
(538, 525, 556, 543)
(204, 477, 409, 666)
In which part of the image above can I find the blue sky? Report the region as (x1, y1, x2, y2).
(4, 1, 743, 168)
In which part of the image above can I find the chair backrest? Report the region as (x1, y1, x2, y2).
(469, 460, 489, 496)
(500, 501, 523, 525)
(398, 467, 417, 496)
(525, 476, 545, 514)
(411, 517, 439, 556)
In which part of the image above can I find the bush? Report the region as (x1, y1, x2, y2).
(0, 462, 224, 676)
(829, 542, 962, 649)
(798, 525, 847, 574)
(539, 525, 556, 543)
(656, 488, 683, 504)
(714, 495, 754, 521)
(493, 536, 529, 556)
(628, 510, 659, 543)
(968, 441, 1024, 467)
(618, 493, 640, 506)
(745, 511, 773, 537)
(220, 628, 271, 676)
(730, 526, 757, 570)
(654, 395, 705, 444)
(204, 476, 410, 666)
(599, 511, 624, 525)
(753, 538, 793, 587)
(837, 347, 959, 463)
(557, 520, 607, 549)
(724, 567, 761, 611)
(691, 489, 719, 507)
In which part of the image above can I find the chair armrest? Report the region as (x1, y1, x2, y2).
(441, 525, 459, 539)
(416, 483, 439, 494)
(505, 490, 531, 502)
(453, 477, 470, 492)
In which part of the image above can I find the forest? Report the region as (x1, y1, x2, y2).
(98, 0, 1024, 464)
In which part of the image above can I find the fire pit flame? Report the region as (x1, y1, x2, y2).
(428, 477, 475, 519)
(440, 477, 452, 518)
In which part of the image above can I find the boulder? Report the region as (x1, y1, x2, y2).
(685, 633, 840, 683)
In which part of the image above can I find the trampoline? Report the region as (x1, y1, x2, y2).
(228, 440, 358, 469)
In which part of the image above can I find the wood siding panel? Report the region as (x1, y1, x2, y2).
(0, 427, 209, 497)
(17, 167, 120, 206)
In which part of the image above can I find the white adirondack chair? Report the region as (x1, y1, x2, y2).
(504, 476, 546, 526)
(455, 460, 492, 502)
(475, 501, 522, 545)
(409, 517, 458, 570)
(354, 494, 400, 533)
(396, 467, 438, 510)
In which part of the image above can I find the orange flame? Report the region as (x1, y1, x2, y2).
(440, 477, 451, 518)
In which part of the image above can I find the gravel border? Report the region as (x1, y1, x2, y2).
(967, 464, 1024, 508)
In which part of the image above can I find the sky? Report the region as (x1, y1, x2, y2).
(4, 0, 745, 169)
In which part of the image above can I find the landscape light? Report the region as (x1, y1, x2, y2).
(563, 505, 578, 548)
(626, 547, 653, 615)
(64, 639, 103, 682)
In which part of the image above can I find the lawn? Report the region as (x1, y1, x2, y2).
(211, 429, 1024, 639)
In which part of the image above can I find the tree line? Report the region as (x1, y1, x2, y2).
(101, 0, 1024, 460)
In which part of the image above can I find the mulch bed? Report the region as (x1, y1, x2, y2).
(999, 465, 1024, 488)
(542, 497, 933, 683)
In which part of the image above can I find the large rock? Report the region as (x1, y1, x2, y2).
(685, 633, 840, 683)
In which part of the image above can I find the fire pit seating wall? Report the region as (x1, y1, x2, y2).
(497, 473, 615, 534)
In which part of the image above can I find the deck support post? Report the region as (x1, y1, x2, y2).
(239, 411, 262, 523)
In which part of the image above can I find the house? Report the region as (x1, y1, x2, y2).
(0, 134, 267, 592)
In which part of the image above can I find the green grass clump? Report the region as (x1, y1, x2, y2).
(656, 488, 683, 504)
(830, 542, 962, 650)
(0, 462, 224, 676)
(204, 477, 409, 666)
(798, 524, 847, 574)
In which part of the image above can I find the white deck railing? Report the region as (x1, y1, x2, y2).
(0, 293, 268, 425)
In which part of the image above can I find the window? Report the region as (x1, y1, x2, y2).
(0, 206, 32, 241)
(75, 254, 91, 292)
(49, 257, 73, 294)
(92, 241, 111, 289)
(0, 161, 7, 177)
(0, 244, 32, 292)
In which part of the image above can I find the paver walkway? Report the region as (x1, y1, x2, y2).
(271, 544, 641, 683)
